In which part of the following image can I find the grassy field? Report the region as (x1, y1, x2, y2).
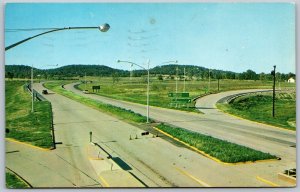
(6, 171, 30, 188)
(44, 81, 149, 123)
(76, 76, 295, 112)
(5, 81, 53, 148)
(217, 92, 296, 130)
(156, 123, 277, 163)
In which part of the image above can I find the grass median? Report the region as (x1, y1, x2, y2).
(156, 123, 277, 163)
(6, 81, 53, 148)
(217, 93, 296, 130)
(6, 171, 30, 188)
(44, 81, 148, 123)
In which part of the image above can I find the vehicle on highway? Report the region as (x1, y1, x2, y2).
(83, 90, 89, 94)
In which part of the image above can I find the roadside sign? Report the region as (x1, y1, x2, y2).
(168, 92, 190, 97)
(171, 98, 191, 103)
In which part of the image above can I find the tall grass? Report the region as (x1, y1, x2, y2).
(156, 123, 277, 163)
(5, 81, 53, 148)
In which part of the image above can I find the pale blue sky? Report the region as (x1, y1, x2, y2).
(5, 3, 295, 73)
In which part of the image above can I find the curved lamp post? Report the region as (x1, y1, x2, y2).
(6, 23, 110, 113)
(117, 59, 151, 123)
(5, 23, 110, 51)
(117, 59, 178, 123)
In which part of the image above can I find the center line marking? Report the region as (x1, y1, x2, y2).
(174, 166, 211, 187)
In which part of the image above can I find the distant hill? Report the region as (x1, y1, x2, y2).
(5, 64, 128, 79)
(5, 64, 295, 81)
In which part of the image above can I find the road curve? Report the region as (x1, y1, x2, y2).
(64, 83, 295, 163)
(195, 89, 272, 115)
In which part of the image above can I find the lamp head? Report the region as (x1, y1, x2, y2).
(99, 23, 110, 32)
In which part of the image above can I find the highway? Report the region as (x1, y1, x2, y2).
(6, 82, 296, 187)
(66, 83, 296, 161)
(59, 82, 296, 186)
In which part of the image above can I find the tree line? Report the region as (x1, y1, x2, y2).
(5, 64, 295, 81)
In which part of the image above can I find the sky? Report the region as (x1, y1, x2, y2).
(5, 2, 295, 73)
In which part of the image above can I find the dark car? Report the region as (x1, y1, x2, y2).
(42, 90, 48, 94)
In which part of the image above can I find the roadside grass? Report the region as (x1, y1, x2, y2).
(76, 77, 295, 113)
(5, 81, 53, 148)
(44, 81, 148, 123)
(217, 93, 296, 130)
(6, 171, 29, 188)
(156, 123, 277, 163)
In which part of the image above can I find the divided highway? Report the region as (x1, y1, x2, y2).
(6, 82, 296, 187)
(66, 83, 296, 160)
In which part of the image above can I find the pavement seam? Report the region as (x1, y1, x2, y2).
(153, 127, 278, 166)
(5, 138, 52, 151)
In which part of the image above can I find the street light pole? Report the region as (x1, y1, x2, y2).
(146, 59, 150, 123)
(5, 23, 110, 51)
(117, 59, 177, 123)
(85, 72, 87, 91)
(117, 59, 151, 123)
(31, 64, 34, 112)
(208, 69, 211, 92)
(183, 67, 186, 92)
(272, 65, 276, 117)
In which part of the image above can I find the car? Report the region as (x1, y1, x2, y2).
(42, 90, 48, 94)
(83, 90, 89, 94)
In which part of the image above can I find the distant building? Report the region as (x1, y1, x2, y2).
(288, 77, 295, 83)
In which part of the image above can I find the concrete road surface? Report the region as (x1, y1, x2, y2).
(6, 83, 295, 187)
(55, 82, 295, 186)
(65, 83, 295, 159)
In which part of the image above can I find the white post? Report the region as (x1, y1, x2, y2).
(183, 67, 186, 92)
(176, 67, 178, 107)
(130, 64, 133, 81)
(31, 64, 34, 112)
(146, 59, 150, 123)
(208, 69, 211, 92)
(85, 72, 87, 90)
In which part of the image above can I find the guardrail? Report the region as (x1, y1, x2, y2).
(217, 90, 273, 104)
(24, 83, 56, 149)
(24, 83, 47, 101)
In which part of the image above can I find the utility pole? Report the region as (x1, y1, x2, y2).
(31, 64, 34, 112)
(208, 69, 211, 92)
(176, 67, 178, 107)
(130, 64, 133, 81)
(183, 67, 186, 92)
(85, 72, 87, 90)
(271, 65, 276, 117)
